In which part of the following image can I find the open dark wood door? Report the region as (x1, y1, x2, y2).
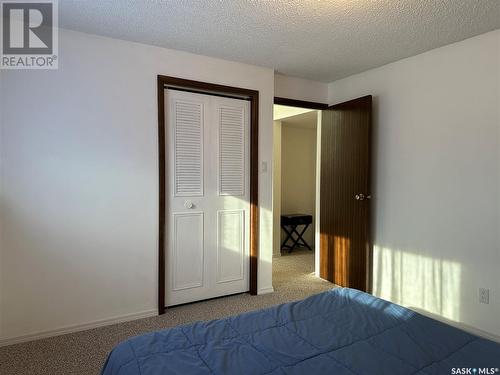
(319, 95, 372, 291)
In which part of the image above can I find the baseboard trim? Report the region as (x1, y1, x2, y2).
(456, 323, 500, 343)
(0, 309, 157, 348)
(2, 301, 498, 349)
(408, 307, 500, 343)
(257, 286, 274, 295)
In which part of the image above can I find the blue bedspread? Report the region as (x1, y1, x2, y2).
(102, 288, 500, 374)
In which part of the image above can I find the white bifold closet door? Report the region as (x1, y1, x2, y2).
(165, 89, 250, 306)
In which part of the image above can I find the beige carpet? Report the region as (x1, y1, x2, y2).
(0, 249, 334, 375)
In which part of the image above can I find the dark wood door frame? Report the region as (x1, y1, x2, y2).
(158, 75, 259, 315)
(274, 96, 328, 110)
(272, 95, 327, 284)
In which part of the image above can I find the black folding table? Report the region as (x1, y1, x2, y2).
(280, 214, 313, 253)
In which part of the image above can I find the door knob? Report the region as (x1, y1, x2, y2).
(184, 200, 194, 209)
(355, 194, 371, 201)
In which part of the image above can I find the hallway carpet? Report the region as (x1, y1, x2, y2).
(0, 249, 334, 375)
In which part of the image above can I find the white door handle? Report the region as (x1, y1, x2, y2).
(184, 200, 194, 209)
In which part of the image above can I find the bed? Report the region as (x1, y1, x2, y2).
(101, 288, 500, 375)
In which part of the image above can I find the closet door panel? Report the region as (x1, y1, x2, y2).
(165, 90, 250, 306)
(216, 210, 245, 284)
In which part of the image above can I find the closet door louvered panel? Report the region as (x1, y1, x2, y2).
(174, 100, 204, 196)
(219, 106, 245, 196)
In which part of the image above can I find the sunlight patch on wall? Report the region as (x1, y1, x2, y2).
(334, 236, 350, 286)
(372, 246, 461, 321)
(273, 105, 314, 121)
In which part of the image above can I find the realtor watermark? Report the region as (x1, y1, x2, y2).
(451, 368, 499, 374)
(1, 0, 58, 69)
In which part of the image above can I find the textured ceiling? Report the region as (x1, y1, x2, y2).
(59, 0, 500, 82)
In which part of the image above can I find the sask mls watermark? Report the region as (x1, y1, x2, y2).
(1, 0, 58, 69)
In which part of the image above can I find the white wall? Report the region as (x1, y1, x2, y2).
(272, 120, 282, 257)
(328, 30, 500, 337)
(281, 124, 317, 247)
(0, 29, 274, 343)
(275, 73, 328, 104)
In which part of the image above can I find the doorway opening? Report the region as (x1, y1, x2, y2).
(272, 101, 328, 293)
(272, 96, 373, 294)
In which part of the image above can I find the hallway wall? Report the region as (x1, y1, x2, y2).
(281, 122, 317, 248)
